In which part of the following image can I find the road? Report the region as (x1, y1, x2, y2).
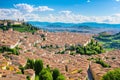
(87, 66, 94, 80)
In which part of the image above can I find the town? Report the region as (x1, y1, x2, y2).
(0, 20, 120, 80)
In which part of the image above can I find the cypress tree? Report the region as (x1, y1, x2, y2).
(34, 60, 43, 75)
(52, 68, 60, 80)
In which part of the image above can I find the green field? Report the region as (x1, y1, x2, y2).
(94, 32, 120, 50)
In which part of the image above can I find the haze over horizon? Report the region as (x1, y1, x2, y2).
(1, 0, 120, 24)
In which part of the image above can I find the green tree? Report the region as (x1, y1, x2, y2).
(56, 75, 65, 80)
(34, 59, 43, 75)
(76, 46, 84, 54)
(90, 39, 94, 45)
(96, 58, 110, 68)
(26, 76, 30, 80)
(46, 65, 51, 72)
(52, 68, 60, 80)
(0, 46, 20, 55)
(25, 59, 34, 69)
(102, 68, 120, 80)
(19, 66, 25, 74)
(39, 69, 53, 80)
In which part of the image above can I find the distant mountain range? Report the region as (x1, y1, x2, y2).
(28, 21, 120, 34)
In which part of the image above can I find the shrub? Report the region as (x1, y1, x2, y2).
(95, 58, 110, 68)
(56, 75, 65, 80)
(102, 68, 120, 80)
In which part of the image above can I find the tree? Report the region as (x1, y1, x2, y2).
(91, 39, 94, 45)
(102, 68, 120, 80)
(76, 46, 84, 54)
(26, 76, 30, 80)
(34, 59, 43, 75)
(25, 59, 34, 69)
(46, 65, 51, 72)
(84, 47, 87, 54)
(95, 58, 110, 68)
(56, 75, 65, 80)
(0, 46, 20, 55)
(24, 59, 65, 80)
(39, 69, 53, 80)
(19, 66, 25, 74)
(52, 68, 60, 80)
(69, 45, 76, 51)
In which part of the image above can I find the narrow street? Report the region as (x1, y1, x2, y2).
(87, 63, 94, 80)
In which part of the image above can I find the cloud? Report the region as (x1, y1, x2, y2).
(60, 10, 72, 14)
(116, 0, 120, 2)
(14, 3, 34, 12)
(87, 0, 91, 3)
(112, 13, 120, 17)
(41, 11, 120, 24)
(59, 10, 72, 19)
(14, 3, 54, 12)
(1, 6, 120, 24)
(36, 6, 54, 11)
(0, 8, 23, 20)
(0, 8, 40, 21)
(24, 14, 40, 21)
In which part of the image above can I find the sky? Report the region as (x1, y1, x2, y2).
(0, 0, 120, 23)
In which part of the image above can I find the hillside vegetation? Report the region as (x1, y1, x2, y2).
(94, 32, 120, 50)
(57, 39, 105, 55)
(0, 22, 39, 33)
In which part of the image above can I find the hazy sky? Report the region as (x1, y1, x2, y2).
(0, 0, 120, 23)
